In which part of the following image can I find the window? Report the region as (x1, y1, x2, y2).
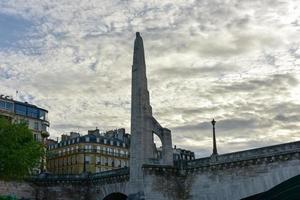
(85, 145, 92, 152)
(112, 159, 115, 167)
(15, 104, 26, 116)
(33, 134, 38, 141)
(39, 110, 48, 121)
(102, 157, 108, 165)
(97, 146, 101, 152)
(0, 100, 13, 112)
(108, 157, 112, 166)
(96, 156, 100, 164)
(122, 160, 126, 167)
(85, 137, 90, 142)
(19, 119, 29, 126)
(42, 124, 48, 132)
(116, 159, 121, 167)
(85, 156, 91, 164)
(0, 101, 5, 110)
(34, 122, 39, 130)
(108, 148, 112, 155)
(6, 102, 13, 111)
(27, 107, 38, 118)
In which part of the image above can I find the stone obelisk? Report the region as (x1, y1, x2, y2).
(129, 32, 173, 200)
(129, 32, 152, 199)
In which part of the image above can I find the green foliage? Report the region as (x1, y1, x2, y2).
(0, 195, 19, 200)
(0, 118, 44, 180)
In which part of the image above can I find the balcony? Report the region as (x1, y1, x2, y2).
(46, 148, 130, 159)
(41, 130, 50, 138)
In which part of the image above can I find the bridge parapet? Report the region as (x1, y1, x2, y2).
(187, 141, 300, 169)
(90, 167, 129, 184)
(28, 167, 129, 185)
(142, 164, 181, 175)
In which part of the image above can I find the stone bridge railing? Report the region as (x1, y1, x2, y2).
(186, 141, 300, 170)
(28, 167, 129, 185)
(29, 141, 300, 185)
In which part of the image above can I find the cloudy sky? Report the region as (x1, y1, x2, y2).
(1, 0, 300, 157)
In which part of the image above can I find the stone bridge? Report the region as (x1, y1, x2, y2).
(20, 140, 299, 200)
(1, 32, 300, 200)
(29, 168, 130, 200)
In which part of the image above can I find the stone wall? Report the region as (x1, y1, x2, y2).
(188, 158, 300, 200)
(140, 151, 300, 200)
(0, 181, 90, 200)
(1, 152, 299, 200)
(187, 140, 300, 168)
(142, 165, 187, 200)
(0, 180, 35, 199)
(35, 184, 89, 200)
(31, 180, 129, 200)
(90, 182, 129, 200)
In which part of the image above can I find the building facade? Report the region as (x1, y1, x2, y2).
(46, 128, 130, 174)
(47, 129, 195, 174)
(0, 95, 50, 142)
(173, 146, 195, 161)
(156, 146, 195, 162)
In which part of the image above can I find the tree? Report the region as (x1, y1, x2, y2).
(0, 118, 44, 180)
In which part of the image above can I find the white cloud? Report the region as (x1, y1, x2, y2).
(1, 0, 300, 158)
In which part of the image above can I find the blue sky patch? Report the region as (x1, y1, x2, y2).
(0, 13, 34, 49)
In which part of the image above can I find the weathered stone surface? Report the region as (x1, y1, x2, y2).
(1, 155, 300, 200)
(189, 158, 300, 200)
(35, 185, 89, 200)
(0, 181, 35, 199)
(129, 32, 173, 198)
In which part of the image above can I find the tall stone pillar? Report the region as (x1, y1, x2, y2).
(129, 32, 152, 199)
(161, 128, 173, 165)
(129, 32, 173, 200)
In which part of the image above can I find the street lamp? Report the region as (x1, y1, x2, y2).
(211, 119, 218, 155)
(83, 148, 87, 173)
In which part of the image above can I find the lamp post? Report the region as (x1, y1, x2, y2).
(211, 119, 218, 155)
(83, 148, 87, 173)
(40, 131, 49, 173)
